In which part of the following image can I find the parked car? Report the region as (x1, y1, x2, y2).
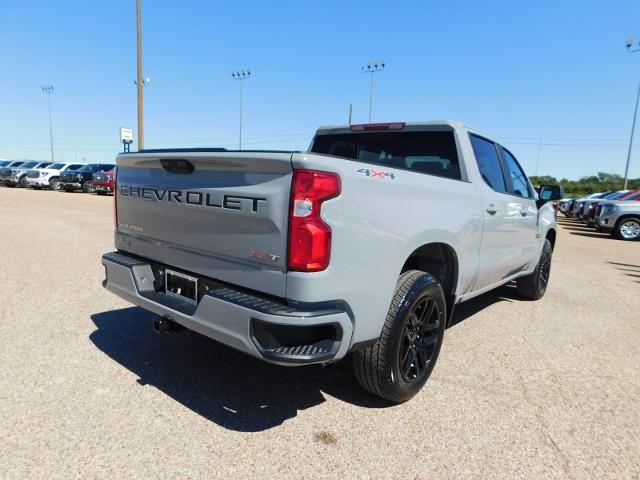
(0, 161, 51, 187)
(596, 201, 640, 240)
(0, 160, 21, 184)
(59, 163, 115, 193)
(101, 120, 560, 403)
(585, 189, 640, 226)
(582, 190, 635, 225)
(25, 162, 84, 190)
(595, 191, 640, 228)
(558, 198, 575, 213)
(570, 192, 613, 218)
(91, 166, 117, 195)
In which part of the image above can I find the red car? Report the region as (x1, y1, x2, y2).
(92, 167, 116, 195)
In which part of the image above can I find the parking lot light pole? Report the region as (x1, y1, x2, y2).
(232, 70, 251, 150)
(136, 0, 144, 150)
(362, 61, 385, 123)
(41, 85, 55, 162)
(624, 38, 640, 190)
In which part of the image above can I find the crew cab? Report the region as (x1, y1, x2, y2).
(59, 163, 115, 193)
(101, 120, 559, 402)
(92, 167, 116, 195)
(25, 162, 83, 190)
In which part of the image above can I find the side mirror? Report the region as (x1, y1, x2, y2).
(536, 184, 563, 209)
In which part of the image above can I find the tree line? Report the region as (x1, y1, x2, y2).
(529, 172, 640, 197)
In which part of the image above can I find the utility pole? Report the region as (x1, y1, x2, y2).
(232, 70, 251, 150)
(41, 85, 55, 162)
(534, 133, 543, 177)
(362, 61, 385, 123)
(348, 102, 353, 125)
(624, 38, 640, 190)
(136, 0, 144, 150)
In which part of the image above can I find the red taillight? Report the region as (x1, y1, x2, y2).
(288, 170, 341, 272)
(349, 122, 405, 132)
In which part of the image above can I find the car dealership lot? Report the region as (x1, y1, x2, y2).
(0, 188, 638, 479)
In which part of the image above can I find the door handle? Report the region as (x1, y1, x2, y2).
(520, 207, 528, 216)
(486, 204, 497, 215)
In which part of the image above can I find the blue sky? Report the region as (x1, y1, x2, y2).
(1, 0, 639, 180)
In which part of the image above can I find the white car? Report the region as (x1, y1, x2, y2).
(25, 162, 84, 190)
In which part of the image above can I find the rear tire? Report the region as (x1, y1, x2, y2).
(614, 217, 640, 241)
(516, 239, 552, 300)
(353, 270, 446, 403)
(19, 176, 27, 187)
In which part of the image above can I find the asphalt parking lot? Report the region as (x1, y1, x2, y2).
(0, 187, 638, 479)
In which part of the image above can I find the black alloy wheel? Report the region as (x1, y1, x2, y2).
(537, 243, 552, 293)
(399, 296, 441, 383)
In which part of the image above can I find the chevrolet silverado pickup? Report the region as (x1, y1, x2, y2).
(101, 120, 559, 402)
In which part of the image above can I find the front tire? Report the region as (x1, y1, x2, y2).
(49, 178, 60, 190)
(82, 180, 94, 193)
(516, 239, 552, 300)
(353, 270, 446, 403)
(615, 217, 640, 241)
(19, 176, 27, 187)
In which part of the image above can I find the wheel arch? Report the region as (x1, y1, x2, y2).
(545, 228, 557, 250)
(400, 242, 459, 323)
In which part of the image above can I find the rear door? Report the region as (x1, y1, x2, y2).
(498, 146, 538, 267)
(470, 135, 526, 290)
(115, 151, 293, 298)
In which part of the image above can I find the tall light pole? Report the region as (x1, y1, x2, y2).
(624, 38, 640, 190)
(41, 85, 55, 162)
(136, 0, 144, 150)
(362, 61, 385, 123)
(232, 69, 251, 150)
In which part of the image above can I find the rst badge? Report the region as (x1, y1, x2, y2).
(249, 250, 280, 264)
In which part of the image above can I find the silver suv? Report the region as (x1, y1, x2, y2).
(596, 201, 640, 240)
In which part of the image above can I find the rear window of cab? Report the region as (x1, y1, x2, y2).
(310, 131, 461, 180)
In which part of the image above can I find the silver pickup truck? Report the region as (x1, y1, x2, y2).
(102, 120, 559, 402)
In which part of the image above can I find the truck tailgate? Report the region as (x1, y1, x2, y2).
(115, 151, 293, 298)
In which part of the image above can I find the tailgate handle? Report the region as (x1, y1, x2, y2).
(160, 159, 194, 174)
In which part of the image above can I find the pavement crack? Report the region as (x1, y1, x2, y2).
(516, 370, 574, 479)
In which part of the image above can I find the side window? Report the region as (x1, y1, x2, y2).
(469, 135, 507, 193)
(500, 147, 533, 199)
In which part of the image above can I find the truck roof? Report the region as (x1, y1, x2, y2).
(315, 120, 469, 135)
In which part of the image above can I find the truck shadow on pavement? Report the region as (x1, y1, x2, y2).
(90, 288, 518, 431)
(90, 307, 390, 432)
